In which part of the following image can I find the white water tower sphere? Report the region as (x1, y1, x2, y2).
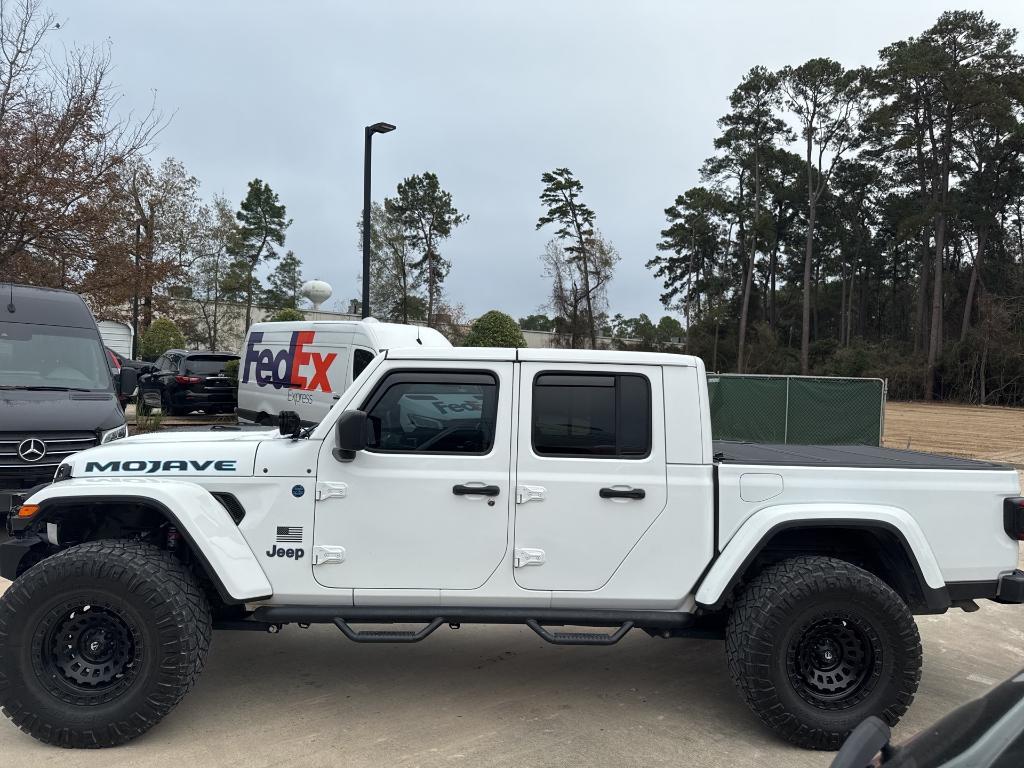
(301, 279, 332, 310)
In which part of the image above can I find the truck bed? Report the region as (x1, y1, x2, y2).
(713, 441, 1011, 471)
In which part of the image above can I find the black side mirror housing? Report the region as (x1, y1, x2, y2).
(278, 410, 302, 438)
(334, 410, 368, 462)
(116, 367, 138, 396)
(830, 716, 891, 768)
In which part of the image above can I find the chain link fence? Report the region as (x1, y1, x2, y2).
(707, 374, 887, 446)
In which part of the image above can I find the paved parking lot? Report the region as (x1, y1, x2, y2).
(1, 556, 1023, 768)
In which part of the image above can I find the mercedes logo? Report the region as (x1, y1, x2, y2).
(17, 437, 46, 463)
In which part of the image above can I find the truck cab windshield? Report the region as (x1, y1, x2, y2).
(0, 321, 112, 392)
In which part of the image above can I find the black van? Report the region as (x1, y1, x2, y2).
(1, 285, 136, 515)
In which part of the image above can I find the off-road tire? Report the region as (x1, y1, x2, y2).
(0, 540, 212, 748)
(725, 555, 921, 751)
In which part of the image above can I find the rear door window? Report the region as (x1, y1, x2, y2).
(532, 372, 651, 458)
(184, 356, 236, 375)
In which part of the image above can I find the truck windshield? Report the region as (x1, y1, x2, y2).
(0, 321, 112, 391)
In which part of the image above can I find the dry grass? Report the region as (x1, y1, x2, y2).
(884, 401, 1024, 466)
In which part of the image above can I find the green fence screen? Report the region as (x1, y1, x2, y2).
(707, 374, 886, 446)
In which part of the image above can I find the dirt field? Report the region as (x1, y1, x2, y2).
(884, 400, 1024, 466)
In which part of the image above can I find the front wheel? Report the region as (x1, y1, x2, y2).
(0, 540, 212, 748)
(725, 555, 921, 751)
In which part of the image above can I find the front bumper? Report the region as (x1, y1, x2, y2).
(996, 569, 1024, 603)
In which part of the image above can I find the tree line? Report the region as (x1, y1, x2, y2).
(647, 10, 1024, 404)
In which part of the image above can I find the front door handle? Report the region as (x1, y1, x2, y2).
(599, 487, 645, 500)
(453, 484, 500, 497)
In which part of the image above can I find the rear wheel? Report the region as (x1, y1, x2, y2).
(0, 540, 211, 748)
(725, 555, 921, 750)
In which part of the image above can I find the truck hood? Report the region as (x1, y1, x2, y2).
(60, 427, 278, 480)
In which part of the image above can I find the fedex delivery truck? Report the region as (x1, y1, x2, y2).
(236, 318, 450, 426)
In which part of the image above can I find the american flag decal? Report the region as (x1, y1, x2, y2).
(276, 526, 303, 543)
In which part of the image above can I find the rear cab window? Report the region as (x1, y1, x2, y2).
(532, 372, 651, 458)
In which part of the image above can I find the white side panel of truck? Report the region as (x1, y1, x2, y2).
(716, 464, 1021, 583)
(28, 478, 272, 601)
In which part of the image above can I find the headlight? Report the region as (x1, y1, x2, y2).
(100, 423, 128, 444)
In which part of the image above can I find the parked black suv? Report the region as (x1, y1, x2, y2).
(137, 349, 238, 416)
(1, 284, 135, 516)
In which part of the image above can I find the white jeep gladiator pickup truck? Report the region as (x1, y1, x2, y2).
(2, 348, 1023, 750)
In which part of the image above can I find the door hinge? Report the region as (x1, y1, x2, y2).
(514, 548, 546, 568)
(516, 485, 546, 504)
(312, 545, 346, 566)
(316, 481, 348, 501)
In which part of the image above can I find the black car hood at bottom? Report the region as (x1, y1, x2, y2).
(0, 390, 124, 432)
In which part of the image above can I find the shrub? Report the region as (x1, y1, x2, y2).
(462, 310, 526, 348)
(269, 307, 305, 322)
(223, 358, 240, 384)
(139, 318, 185, 361)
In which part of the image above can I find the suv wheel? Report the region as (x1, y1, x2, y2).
(0, 540, 212, 748)
(725, 555, 921, 750)
(162, 392, 185, 417)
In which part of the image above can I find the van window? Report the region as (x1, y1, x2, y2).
(0, 322, 111, 391)
(362, 371, 498, 455)
(352, 348, 375, 379)
(532, 372, 651, 458)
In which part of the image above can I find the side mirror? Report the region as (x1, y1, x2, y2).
(117, 367, 138, 396)
(278, 410, 302, 437)
(334, 410, 368, 462)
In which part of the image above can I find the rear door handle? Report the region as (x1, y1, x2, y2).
(599, 487, 645, 500)
(453, 484, 500, 497)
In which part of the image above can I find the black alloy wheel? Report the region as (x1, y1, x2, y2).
(787, 613, 879, 710)
(35, 602, 142, 703)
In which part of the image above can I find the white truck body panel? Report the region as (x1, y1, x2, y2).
(715, 464, 1021, 586)
(695, 503, 947, 607)
(26, 478, 273, 601)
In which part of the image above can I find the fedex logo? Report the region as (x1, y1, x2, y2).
(242, 331, 338, 392)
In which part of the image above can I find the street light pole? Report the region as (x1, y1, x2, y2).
(362, 122, 396, 319)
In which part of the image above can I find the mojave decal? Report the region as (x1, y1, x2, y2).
(83, 459, 239, 474)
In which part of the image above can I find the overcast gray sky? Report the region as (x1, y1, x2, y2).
(49, 0, 1024, 320)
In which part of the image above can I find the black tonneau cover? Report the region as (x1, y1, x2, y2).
(713, 441, 1011, 471)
